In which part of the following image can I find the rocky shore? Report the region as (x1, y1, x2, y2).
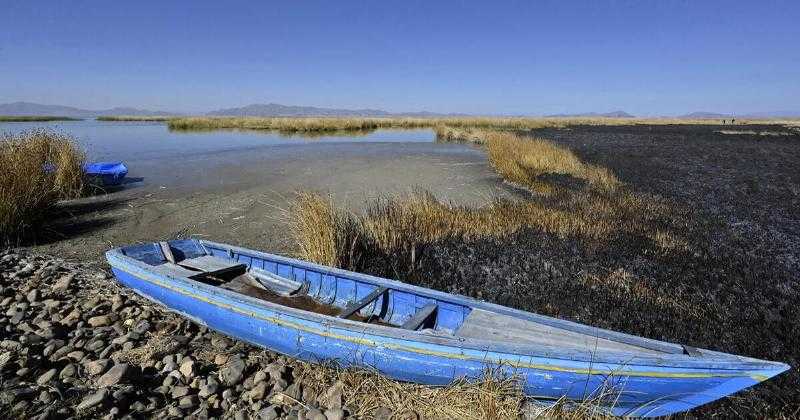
(0, 249, 357, 420)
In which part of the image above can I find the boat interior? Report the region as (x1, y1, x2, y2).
(119, 239, 689, 356)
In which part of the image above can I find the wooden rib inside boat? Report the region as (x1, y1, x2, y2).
(146, 245, 688, 352)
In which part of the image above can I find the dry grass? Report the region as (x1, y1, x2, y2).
(436, 127, 620, 193)
(485, 131, 620, 193)
(0, 129, 85, 243)
(169, 116, 798, 133)
(289, 187, 687, 278)
(288, 362, 527, 419)
(96, 115, 174, 122)
(288, 132, 677, 278)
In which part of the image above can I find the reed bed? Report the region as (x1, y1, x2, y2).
(289, 363, 529, 420)
(0, 129, 85, 243)
(0, 116, 81, 122)
(289, 187, 685, 278)
(96, 115, 174, 122)
(169, 116, 794, 133)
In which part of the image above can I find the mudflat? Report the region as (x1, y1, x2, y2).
(28, 140, 513, 261)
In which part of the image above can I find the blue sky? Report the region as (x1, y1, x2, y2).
(1, 1, 797, 115)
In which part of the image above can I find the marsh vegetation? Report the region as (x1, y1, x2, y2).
(0, 130, 86, 243)
(0, 116, 81, 122)
(168, 116, 799, 133)
(289, 126, 800, 418)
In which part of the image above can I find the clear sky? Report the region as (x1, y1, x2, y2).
(1, 1, 798, 116)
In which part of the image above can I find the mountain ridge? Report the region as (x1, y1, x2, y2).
(0, 102, 178, 117)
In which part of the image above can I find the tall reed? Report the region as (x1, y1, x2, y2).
(0, 130, 85, 242)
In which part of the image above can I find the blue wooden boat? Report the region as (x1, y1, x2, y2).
(84, 161, 128, 186)
(105, 239, 789, 417)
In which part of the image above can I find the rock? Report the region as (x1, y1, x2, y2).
(87, 315, 114, 328)
(166, 406, 183, 418)
(248, 381, 268, 400)
(252, 370, 268, 384)
(66, 350, 86, 361)
(77, 389, 108, 410)
(214, 353, 229, 365)
(178, 395, 199, 409)
(25, 289, 39, 303)
(218, 357, 246, 386)
(36, 368, 58, 385)
(265, 362, 285, 379)
(324, 408, 345, 420)
(132, 319, 150, 334)
(52, 274, 74, 292)
(373, 407, 393, 420)
(84, 359, 111, 376)
(96, 363, 130, 387)
(38, 390, 53, 404)
(222, 388, 235, 400)
(306, 408, 327, 420)
(179, 358, 196, 379)
(285, 382, 302, 401)
(59, 363, 77, 379)
(172, 386, 190, 399)
(198, 378, 219, 398)
(258, 406, 280, 420)
(318, 381, 343, 410)
(397, 410, 419, 420)
(162, 375, 178, 387)
(272, 378, 288, 393)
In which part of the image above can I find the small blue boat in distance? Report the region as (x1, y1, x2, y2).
(84, 161, 128, 186)
(105, 239, 789, 417)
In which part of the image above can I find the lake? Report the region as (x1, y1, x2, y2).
(0, 119, 436, 162)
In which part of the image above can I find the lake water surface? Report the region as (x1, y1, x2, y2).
(0, 119, 436, 162)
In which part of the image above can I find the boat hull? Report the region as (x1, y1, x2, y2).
(106, 242, 788, 417)
(84, 161, 128, 186)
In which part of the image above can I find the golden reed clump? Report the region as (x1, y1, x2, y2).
(0, 129, 85, 242)
(168, 115, 794, 133)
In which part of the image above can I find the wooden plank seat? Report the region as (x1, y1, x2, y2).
(338, 286, 388, 319)
(177, 255, 247, 277)
(152, 262, 202, 279)
(401, 303, 438, 330)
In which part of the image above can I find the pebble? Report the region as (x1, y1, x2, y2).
(305, 408, 327, 420)
(178, 395, 199, 409)
(87, 315, 114, 327)
(36, 368, 58, 385)
(96, 363, 130, 387)
(84, 358, 111, 376)
(77, 389, 108, 410)
(218, 356, 246, 386)
(0, 251, 364, 419)
(258, 406, 280, 420)
(179, 358, 196, 378)
(172, 386, 190, 398)
(324, 408, 345, 420)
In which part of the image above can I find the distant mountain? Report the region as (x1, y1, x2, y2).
(678, 112, 732, 119)
(740, 111, 800, 119)
(0, 102, 178, 117)
(545, 110, 635, 118)
(208, 103, 392, 117)
(207, 103, 469, 117)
